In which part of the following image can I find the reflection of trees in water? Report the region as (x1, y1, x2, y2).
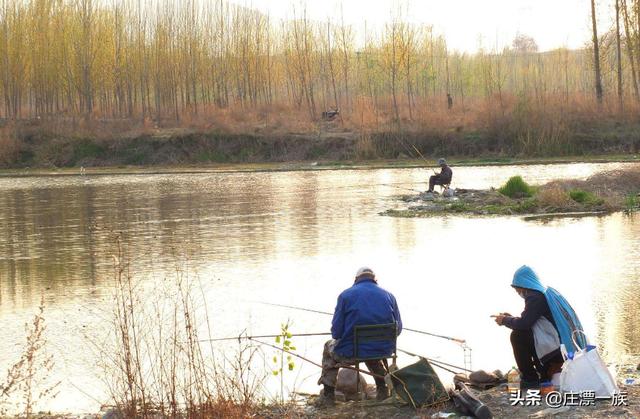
(0, 186, 102, 307)
(1, 175, 639, 364)
(592, 214, 640, 362)
(0, 173, 324, 308)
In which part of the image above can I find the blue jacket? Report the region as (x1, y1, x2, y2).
(331, 278, 402, 358)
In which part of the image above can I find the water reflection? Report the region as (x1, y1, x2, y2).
(0, 162, 638, 412)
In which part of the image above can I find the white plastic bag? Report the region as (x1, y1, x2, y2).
(559, 331, 618, 397)
(532, 316, 560, 360)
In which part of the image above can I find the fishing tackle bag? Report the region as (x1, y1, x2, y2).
(387, 358, 449, 408)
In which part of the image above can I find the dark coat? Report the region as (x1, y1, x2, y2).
(502, 290, 556, 331)
(439, 165, 453, 183)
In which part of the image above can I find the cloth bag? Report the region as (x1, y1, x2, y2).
(387, 358, 449, 408)
(559, 331, 618, 397)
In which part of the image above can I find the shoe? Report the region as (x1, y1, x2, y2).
(376, 386, 390, 401)
(313, 389, 336, 408)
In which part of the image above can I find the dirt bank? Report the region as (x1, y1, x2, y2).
(301, 362, 640, 418)
(3, 117, 640, 169)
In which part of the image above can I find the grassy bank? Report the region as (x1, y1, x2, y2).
(2, 112, 640, 171)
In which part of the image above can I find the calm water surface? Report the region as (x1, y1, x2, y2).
(0, 162, 639, 412)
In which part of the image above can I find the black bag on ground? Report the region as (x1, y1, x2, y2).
(450, 381, 493, 419)
(388, 358, 449, 408)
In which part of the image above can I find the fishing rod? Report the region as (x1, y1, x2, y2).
(204, 331, 469, 376)
(252, 337, 468, 376)
(256, 302, 467, 345)
(249, 337, 468, 378)
(201, 332, 331, 342)
(410, 144, 430, 164)
(202, 328, 471, 374)
(379, 183, 424, 194)
(398, 348, 472, 374)
(248, 337, 384, 379)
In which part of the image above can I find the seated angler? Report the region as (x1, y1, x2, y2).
(315, 267, 402, 408)
(428, 158, 453, 193)
(493, 265, 586, 390)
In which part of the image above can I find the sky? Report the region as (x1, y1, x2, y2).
(229, 0, 616, 53)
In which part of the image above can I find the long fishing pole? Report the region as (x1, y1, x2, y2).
(248, 337, 384, 378)
(205, 329, 471, 373)
(256, 301, 467, 344)
(204, 331, 470, 376)
(397, 348, 472, 374)
(250, 337, 466, 379)
(379, 183, 424, 194)
(410, 144, 430, 164)
(201, 332, 331, 342)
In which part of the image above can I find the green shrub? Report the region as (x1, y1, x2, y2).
(624, 194, 639, 211)
(498, 176, 534, 198)
(568, 189, 603, 205)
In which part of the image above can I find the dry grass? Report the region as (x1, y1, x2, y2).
(92, 233, 298, 418)
(549, 167, 640, 198)
(0, 298, 59, 417)
(535, 185, 574, 209)
(3, 93, 640, 169)
(0, 127, 21, 166)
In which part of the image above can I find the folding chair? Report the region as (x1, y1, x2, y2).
(352, 323, 398, 399)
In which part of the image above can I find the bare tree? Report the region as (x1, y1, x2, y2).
(616, 0, 624, 111)
(512, 33, 539, 54)
(591, 0, 604, 104)
(621, 0, 640, 101)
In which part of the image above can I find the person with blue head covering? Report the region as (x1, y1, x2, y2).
(493, 265, 586, 389)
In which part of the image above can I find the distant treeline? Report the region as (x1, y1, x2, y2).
(1, 0, 640, 122)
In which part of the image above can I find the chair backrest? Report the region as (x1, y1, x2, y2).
(353, 323, 398, 361)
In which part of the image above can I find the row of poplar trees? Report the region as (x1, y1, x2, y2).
(0, 0, 638, 122)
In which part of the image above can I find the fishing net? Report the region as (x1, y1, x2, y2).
(388, 358, 449, 408)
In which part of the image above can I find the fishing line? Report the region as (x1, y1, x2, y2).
(248, 337, 385, 378)
(202, 332, 331, 342)
(255, 301, 467, 344)
(397, 348, 472, 374)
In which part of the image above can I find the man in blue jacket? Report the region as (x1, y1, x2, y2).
(316, 267, 402, 407)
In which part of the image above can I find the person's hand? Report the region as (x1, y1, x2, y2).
(500, 312, 512, 317)
(491, 314, 509, 326)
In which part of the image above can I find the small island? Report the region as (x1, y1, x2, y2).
(382, 168, 640, 219)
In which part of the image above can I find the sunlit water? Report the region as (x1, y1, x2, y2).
(0, 162, 639, 413)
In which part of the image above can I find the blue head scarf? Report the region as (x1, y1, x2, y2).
(512, 265, 586, 353)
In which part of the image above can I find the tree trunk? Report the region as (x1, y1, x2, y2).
(590, 0, 604, 104)
(616, 0, 624, 112)
(621, 0, 640, 102)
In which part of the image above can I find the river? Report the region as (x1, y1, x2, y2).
(0, 161, 638, 413)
